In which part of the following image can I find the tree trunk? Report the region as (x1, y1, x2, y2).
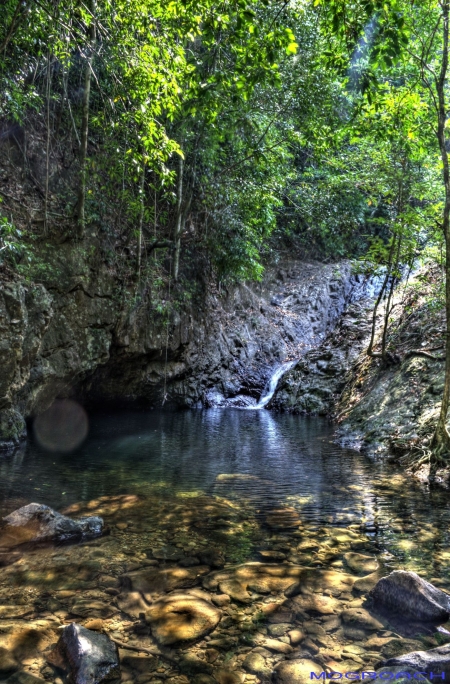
(173, 157, 184, 282)
(136, 160, 146, 283)
(431, 0, 450, 472)
(367, 235, 396, 358)
(76, 0, 96, 239)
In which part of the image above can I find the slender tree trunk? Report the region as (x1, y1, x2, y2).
(381, 233, 402, 358)
(431, 1, 450, 470)
(367, 236, 396, 357)
(76, 0, 96, 238)
(137, 160, 146, 283)
(44, 52, 51, 233)
(0, 0, 28, 54)
(173, 157, 184, 282)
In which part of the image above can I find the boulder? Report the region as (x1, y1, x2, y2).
(145, 593, 222, 646)
(376, 666, 431, 684)
(47, 622, 120, 684)
(0, 504, 103, 548)
(369, 571, 450, 622)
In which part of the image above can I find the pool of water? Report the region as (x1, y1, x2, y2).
(1, 409, 450, 681)
(1, 409, 449, 577)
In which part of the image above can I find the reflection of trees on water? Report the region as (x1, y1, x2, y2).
(1, 409, 450, 578)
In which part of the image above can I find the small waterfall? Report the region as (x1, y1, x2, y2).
(251, 360, 297, 410)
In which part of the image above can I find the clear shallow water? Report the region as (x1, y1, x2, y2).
(1, 409, 450, 579)
(3, 409, 450, 681)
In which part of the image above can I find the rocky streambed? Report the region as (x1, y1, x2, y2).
(1, 443, 450, 684)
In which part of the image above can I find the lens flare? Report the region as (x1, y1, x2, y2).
(33, 399, 89, 453)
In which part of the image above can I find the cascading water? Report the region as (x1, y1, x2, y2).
(250, 360, 297, 410)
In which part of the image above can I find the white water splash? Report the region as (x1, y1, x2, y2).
(250, 360, 297, 410)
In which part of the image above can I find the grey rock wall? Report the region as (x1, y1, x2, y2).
(0, 254, 364, 450)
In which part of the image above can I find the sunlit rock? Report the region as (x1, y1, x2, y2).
(120, 565, 210, 595)
(47, 622, 120, 684)
(242, 652, 271, 677)
(274, 658, 323, 684)
(203, 563, 354, 604)
(116, 591, 149, 619)
(353, 571, 381, 594)
(0, 503, 103, 548)
(290, 593, 341, 615)
(70, 600, 116, 620)
(369, 570, 450, 622)
(145, 593, 221, 646)
(344, 552, 378, 575)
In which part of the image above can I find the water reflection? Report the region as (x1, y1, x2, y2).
(0, 409, 450, 578)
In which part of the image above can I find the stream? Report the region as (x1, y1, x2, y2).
(1, 409, 450, 681)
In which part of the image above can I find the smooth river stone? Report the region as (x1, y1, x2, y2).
(121, 565, 210, 594)
(265, 507, 301, 530)
(370, 571, 450, 622)
(242, 652, 271, 677)
(290, 593, 341, 615)
(70, 601, 116, 619)
(145, 593, 221, 645)
(203, 563, 355, 604)
(0, 606, 34, 619)
(261, 638, 293, 654)
(341, 607, 385, 631)
(274, 659, 323, 684)
(344, 552, 379, 575)
(116, 591, 149, 618)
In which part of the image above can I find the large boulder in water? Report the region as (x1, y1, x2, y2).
(0, 503, 103, 548)
(379, 643, 450, 680)
(369, 571, 450, 622)
(48, 622, 120, 684)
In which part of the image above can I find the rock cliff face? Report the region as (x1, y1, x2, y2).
(0, 248, 365, 450)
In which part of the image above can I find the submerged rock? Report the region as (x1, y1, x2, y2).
(0, 503, 103, 548)
(274, 659, 323, 684)
(203, 563, 354, 604)
(265, 507, 301, 530)
(344, 552, 378, 575)
(145, 593, 221, 645)
(120, 565, 210, 595)
(370, 571, 450, 622)
(48, 622, 120, 684)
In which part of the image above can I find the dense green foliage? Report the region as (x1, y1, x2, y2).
(0, 0, 444, 285)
